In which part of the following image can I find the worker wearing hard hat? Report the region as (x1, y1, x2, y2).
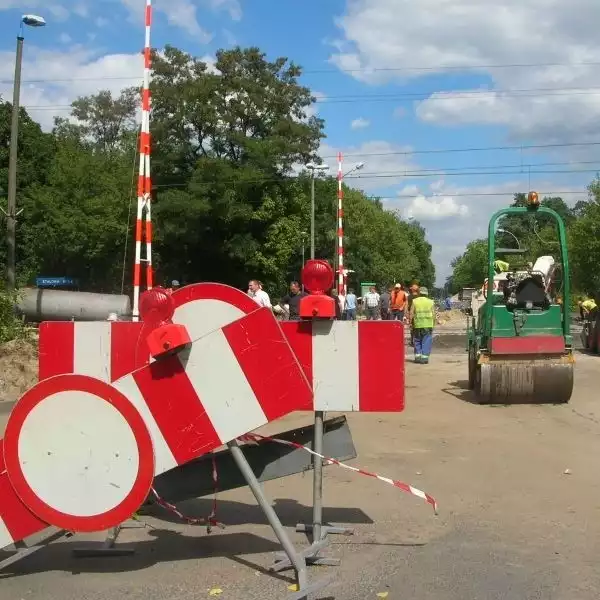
(494, 259, 510, 274)
(578, 297, 598, 321)
(409, 286, 435, 364)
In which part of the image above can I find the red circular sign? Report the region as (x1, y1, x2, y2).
(3, 374, 155, 533)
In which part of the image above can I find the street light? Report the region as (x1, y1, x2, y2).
(344, 161, 365, 177)
(305, 162, 329, 260)
(5, 14, 47, 291)
(497, 227, 521, 249)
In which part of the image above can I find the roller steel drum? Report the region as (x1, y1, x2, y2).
(474, 357, 574, 404)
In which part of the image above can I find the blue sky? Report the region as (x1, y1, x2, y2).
(1, 0, 599, 283)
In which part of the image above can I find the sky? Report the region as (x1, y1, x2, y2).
(1, 0, 600, 284)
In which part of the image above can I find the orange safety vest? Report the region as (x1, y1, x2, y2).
(390, 289, 407, 310)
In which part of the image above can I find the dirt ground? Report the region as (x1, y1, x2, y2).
(2, 340, 600, 600)
(0, 333, 38, 404)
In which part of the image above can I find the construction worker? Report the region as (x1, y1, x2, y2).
(409, 286, 435, 364)
(407, 283, 420, 346)
(578, 296, 598, 321)
(494, 259, 510, 274)
(390, 283, 407, 321)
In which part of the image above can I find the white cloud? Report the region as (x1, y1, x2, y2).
(0, 46, 142, 130)
(329, 0, 600, 145)
(350, 117, 370, 130)
(404, 195, 468, 221)
(59, 32, 72, 44)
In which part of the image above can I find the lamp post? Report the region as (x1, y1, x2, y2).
(5, 14, 46, 291)
(336, 162, 364, 294)
(305, 163, 329, 260)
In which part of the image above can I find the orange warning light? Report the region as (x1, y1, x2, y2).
(527, 191, 540, 208)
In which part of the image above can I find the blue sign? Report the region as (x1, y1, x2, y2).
(36, 277, 77, 288)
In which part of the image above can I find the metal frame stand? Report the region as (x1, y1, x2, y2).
(72, 519, 145, 558)
(275, 411, 353, 571)
(227, 439, 332, 600)
(0, 528, 68, 572)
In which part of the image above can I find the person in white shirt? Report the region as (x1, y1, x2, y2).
(363, 286, 380, 320)
(247, 279, 272, 308)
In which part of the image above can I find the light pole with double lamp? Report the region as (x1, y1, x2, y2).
(5, 14, 47, 290)
(305, 162, 329, 260)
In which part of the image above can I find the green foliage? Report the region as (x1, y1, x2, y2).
(0, 43, 435, 342)
(0, 289, 30, 344)
(448, 239, 487, 293)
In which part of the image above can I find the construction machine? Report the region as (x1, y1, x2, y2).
(467, 192, 574, 404)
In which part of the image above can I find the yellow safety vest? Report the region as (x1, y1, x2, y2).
(412, 296, 435, 329)
(582, 299, 597, 312)
(494, 260, 510, 272)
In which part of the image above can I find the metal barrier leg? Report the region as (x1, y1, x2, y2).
(0, 528, 69, 572)
(72, 519, 144, 558)
(227, 439, 331, 599)
(286, 411, 353, 571)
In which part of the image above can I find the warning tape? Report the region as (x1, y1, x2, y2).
(149, 485, 226, 532)
(238, 432, 438, 514)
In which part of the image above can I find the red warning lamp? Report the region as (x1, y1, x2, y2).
(299, 259, 336, 319)
(139, 287, 191, 358)
(527, 191, 540, 209)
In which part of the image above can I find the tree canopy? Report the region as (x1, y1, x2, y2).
(0, 45, 435, 298)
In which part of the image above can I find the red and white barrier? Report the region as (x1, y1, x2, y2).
(39, 284, 405, 413)
(2, 306, 313, 545)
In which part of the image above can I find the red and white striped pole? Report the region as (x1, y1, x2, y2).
(337, 152, 345, 296)
(133, 0, 153, 321)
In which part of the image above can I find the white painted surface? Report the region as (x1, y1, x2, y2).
(174, 299, 245, 343)
(74, 322, 112, 381)
(17, 390, 140, 517)
(180, 328, 267, 443)
(312, 321, 359, 411)
(114, 375, 177, 475)
(0, 516, 13, 551)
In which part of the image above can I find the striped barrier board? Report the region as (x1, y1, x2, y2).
(1, 306, 313, 548)
(38, 283, 405, 413)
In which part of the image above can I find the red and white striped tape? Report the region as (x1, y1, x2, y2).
(133, 0, 153, 320)
(239, 432, 437, 514)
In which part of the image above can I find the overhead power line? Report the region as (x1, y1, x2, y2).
(2, 59, 600, 85)
(11, 85, 600, 105)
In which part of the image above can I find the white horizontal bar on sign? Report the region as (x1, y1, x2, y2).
(312, 321, 359, 411)
(73, 322, 112, 382)
(178, 328, 268, 444)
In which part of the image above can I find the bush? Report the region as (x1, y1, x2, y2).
(0, 289, 31, 344)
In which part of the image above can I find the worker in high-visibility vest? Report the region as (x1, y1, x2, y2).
(578, 297, 598, 321)
(494, 259, 510, 273)
(409, 286, 436, 364)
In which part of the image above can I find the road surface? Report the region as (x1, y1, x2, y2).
(1, 336, 599, 599)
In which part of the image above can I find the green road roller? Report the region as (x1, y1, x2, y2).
(467, 192, 574, 404)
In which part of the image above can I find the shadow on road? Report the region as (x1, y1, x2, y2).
(442, 380, 479, 405)
(142, 497, 373, 528)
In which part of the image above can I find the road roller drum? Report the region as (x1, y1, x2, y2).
(474, 357, 574, 404)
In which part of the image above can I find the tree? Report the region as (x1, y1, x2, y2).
(53, 89, 138, 153)
(448, 239, 487, 293)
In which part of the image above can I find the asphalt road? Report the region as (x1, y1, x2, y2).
(1, 336, 599, 599)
